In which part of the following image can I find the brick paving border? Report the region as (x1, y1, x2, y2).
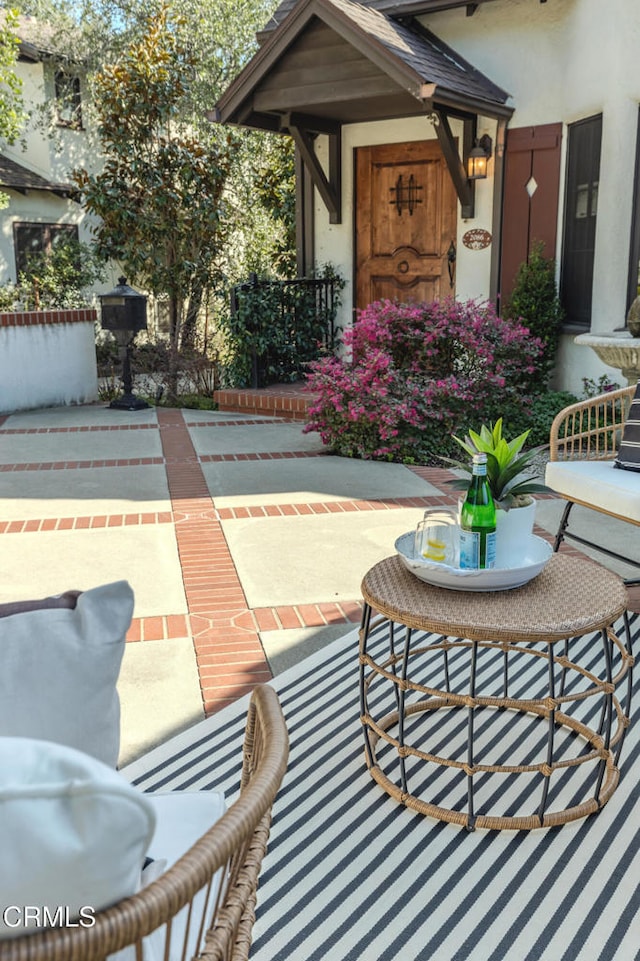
(157, 409, 273, 714)
(3, 408, 635, 716)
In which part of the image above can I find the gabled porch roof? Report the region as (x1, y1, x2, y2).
(213, 0, 512, 134)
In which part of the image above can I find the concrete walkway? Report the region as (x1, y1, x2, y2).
(0, 402, 637, 767)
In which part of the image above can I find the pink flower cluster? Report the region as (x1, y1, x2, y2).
(303, 298, 543, 461)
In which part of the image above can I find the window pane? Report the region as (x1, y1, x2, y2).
(54, 71, 82, 127)
(14, 224, 45, 276)
(14, 223, 79, 280)
(627, 108, 640, 310)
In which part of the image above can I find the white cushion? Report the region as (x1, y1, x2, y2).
(108, 791, 227, 961)
(0, 737, 156, 940)
(0, 581, 134, 766)
(545, 460, 640, 523)
(142, 792, 227, 961)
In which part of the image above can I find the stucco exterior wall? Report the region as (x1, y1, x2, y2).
(312, 0, 640, 388)
(425, 0, 640, 386)
(0, 55, 108, 289)
(0, 191, 97, 285)
(0, 310, 98, 413)
(554, 332, 624, 396)
(427, 0, 640, 330)
(6, 58, 100, 182)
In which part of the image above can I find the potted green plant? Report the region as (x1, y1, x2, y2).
(442, 419, 551, 566)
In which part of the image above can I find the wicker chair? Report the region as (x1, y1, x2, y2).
(546, 383, 639, 580)
(0, 684, 288, 961)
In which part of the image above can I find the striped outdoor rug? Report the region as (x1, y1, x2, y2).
(124, 613, 640, 961)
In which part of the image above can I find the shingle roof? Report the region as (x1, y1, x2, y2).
(261, 0, 490, 33)
(0, 9, 84, 62)
(322, 0, 509, 106)
(0, 155, 77, 198)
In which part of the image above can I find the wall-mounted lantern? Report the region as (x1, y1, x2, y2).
(467, 134, 493, 181)
(99, 277, 149, 411)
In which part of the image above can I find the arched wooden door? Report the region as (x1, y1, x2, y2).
(355, 140, 458, 310)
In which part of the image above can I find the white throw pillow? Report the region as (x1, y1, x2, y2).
(0, 581, 134, 766)
(0, 737, 156, 940)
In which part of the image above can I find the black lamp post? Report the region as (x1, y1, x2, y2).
(99, 277, 149, 410)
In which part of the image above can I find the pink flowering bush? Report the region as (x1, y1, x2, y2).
(303, 298, 544, 462)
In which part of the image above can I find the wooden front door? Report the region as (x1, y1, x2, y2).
(355, 140, 458, 310)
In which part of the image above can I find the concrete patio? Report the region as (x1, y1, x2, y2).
(0, 400, 637, 768)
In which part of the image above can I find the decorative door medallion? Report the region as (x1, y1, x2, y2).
(355, 140, 458, 310)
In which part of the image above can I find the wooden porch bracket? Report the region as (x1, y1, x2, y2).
(283, 114, 342, 224)
(433, 109, 476, 219)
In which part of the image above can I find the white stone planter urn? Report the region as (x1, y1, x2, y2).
(495, 499, 536, 568)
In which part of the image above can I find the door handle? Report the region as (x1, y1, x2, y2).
(447, 240, 456, 289)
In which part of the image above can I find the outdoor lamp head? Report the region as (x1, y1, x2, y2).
(467, 134, 492, 181)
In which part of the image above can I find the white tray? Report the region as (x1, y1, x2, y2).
(394, 531, 553, 592)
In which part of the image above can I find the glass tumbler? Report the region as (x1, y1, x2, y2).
(414, 509, 458, 566)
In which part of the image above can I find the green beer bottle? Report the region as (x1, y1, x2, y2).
(459, 453, 496, 570)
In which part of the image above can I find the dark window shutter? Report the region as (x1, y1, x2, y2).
(560, 114, 603, 328)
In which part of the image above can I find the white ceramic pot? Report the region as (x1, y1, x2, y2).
(495, 500, 536, 568)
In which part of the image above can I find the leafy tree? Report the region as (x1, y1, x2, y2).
(0, 8, 26, 207)
(72, 1, 233, 398)
(19, 0, 296, 347)
(0, 234, 105, 309)
(252, 135, 296, 278)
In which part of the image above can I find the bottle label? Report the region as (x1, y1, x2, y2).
(459, 530, 479, 569)
(459, 529, 496, 570)
(485, 530, 497, 568)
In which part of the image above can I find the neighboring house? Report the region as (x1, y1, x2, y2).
(0, 14, 112, 414)
(0, 13, 101, 291)
(214, 0, 640, 393)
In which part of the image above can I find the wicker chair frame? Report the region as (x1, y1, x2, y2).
(548, 384, 639, 577)
(0, 684, 288, 961)
(549, 384, 636, 464)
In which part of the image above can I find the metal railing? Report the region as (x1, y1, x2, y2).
(231, 274, 341, 387)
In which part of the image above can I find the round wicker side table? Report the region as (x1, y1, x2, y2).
(359, 553, 633, 831)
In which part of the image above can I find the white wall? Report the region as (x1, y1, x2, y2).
(0, 321, 98, 413)
(311, 0, 640, 388)
(0, 55, 106, 289)
(553, 333, 626, 396)
(0, 191, 90, 285)
(7, 58, 100, 182)
(426, 0, 640, 335)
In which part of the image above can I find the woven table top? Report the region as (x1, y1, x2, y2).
(361, 554, 628, 644)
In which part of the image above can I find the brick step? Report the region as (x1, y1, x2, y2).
(213, 384, 316, 421)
